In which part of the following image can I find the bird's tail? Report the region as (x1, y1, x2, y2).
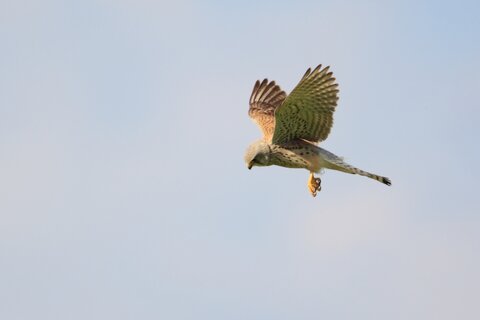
(319, 148, 391, 186)
(338, 162, 391, 186)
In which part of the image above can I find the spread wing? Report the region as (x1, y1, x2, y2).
(272, 65, 339, 144)
(248, 79, 287, 141)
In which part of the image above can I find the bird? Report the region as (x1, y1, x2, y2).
(244, 64, 391, 197)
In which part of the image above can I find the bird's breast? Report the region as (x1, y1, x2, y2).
(270, 146, 311, 169)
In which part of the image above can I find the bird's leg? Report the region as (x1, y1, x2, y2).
(307, 172, 322, 197)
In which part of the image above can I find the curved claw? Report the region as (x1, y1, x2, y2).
(308, 174, 322, 197)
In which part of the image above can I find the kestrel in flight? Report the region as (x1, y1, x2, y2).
(244, 64, 391, 197)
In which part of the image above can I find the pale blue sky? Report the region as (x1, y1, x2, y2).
(1, 0, 479, 319)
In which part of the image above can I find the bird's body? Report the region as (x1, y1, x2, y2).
(270, 142, 341, 172)
(246, 139, 390, 184)
(245, 64, 391, 196)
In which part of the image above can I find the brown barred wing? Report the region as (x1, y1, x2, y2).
(272, 65, 339, 144)
(248, 79, 287, 142)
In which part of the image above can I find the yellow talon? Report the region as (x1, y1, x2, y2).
(307, 173, 321, 197)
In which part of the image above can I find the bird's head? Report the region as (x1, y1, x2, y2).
(244, 140, 272, 169)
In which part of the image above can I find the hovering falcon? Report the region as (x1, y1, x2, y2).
(244, 64, 391, 197)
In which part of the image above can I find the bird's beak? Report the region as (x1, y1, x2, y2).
(247, 162, 253, 170)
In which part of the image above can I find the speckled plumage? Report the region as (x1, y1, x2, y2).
(245, 64, 391, 196)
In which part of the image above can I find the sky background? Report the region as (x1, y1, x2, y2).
(1, 0, 479, 319)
